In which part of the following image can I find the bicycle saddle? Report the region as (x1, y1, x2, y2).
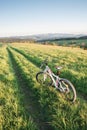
(55, 66, 62, 70)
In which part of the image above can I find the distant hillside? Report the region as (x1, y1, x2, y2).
(0, 37, 35, 43)
(39, 36, 87, 49)
(0, 33, 87, 46)
(38, 36, 87, 42)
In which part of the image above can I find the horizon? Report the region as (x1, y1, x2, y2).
(0, 32, 87, 39)
(0, 0, 87, 37)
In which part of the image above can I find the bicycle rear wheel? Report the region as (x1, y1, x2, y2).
(59, 78, 76, 102)
(36, 71, 53, 86)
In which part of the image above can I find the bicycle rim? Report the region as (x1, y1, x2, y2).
(36, 72, 53, 86)
(59, 78, 76, 102)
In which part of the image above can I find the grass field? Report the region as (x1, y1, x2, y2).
(0, 43, 87, 130)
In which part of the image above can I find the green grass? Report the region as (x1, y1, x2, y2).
(0, 43, 3, 47)
(0, 43, 87, 130)
(0, 46, 38, 130)
(10, 43, 87, 95)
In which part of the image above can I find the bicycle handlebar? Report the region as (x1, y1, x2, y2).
(40, 58, 48, 68)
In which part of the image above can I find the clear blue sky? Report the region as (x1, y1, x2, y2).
(0, 0, 87, 37)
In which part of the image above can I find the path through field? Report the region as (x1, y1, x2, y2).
(0, 43, 87, 130)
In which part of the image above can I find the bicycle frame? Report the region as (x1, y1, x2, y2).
(37, 59, 77, 102)
(43, 65, 66, 92)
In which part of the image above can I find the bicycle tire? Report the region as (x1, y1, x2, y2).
(59, 78, 76, 102)
(36, 71, 53, 86)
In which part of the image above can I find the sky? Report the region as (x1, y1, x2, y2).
(0, 0, 87, 37)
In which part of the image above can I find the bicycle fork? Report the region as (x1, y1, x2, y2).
(51, 74, 66, 92)
(50, 73, 60, 89)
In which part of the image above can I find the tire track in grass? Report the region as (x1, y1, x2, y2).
(7, 48, 42, 130)
(10, 46, 41, 67)
(7, 47, 54, 130)
(0, 46, 38, 130)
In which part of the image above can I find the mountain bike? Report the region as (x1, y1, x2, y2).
(36, 58, 76, 102)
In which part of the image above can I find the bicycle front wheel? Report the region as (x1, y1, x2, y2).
(59, 78, 76, 102)
(36, 71, 53, 86)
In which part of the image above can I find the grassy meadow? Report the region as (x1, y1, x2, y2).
(0, 43, 87, 130)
